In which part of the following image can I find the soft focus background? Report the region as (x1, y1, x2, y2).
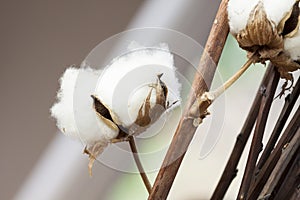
(1, 1, 299, 200)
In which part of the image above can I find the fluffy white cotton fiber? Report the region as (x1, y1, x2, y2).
(264, 0, 296, 27)
(227, 0, 296, 34)
(227, 0, 260, 34)
(50, 67, 119, 146)
(285, 30, 300, 61)
(94, 43, 181, 127)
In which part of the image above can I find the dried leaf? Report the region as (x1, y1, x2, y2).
(84, 141, 108, 176)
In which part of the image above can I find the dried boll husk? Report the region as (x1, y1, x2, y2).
(126, 74, 171, 136)
(228, 0, 300, 80)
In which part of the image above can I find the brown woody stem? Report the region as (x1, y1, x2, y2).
(211, 64, 276, 199)
(148, 0, 229, 199)
(248, 104, 300, 199)
(128, 136, 152, 194)
(210, 54, 255, 99)
(258, 128, 300, 199)
(256, 76, 300, 170)
(237, 64, 280, 199)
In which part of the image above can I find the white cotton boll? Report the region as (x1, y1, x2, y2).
(264, 0, 296, 27)
(50, 67, 119, 145)
(228, 0, 296, 34)
(94, 42, 181, 127)
(284, 28, 300, 61)
(227, 0, 260, 34)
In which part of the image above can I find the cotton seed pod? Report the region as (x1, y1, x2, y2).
(50, 43, 181, 175)
(228, 0, 300, 80)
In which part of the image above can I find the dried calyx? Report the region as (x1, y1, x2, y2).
(229, 0, 300, 81)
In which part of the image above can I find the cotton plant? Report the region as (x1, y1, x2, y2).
(50, 43, 181, 180)
(190, 0, 300, 124)
(228, 0, 300, 80)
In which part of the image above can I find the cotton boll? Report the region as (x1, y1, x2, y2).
(50, 67, 119, 146)
(51, 43, 181, 175)
(284, 28, 300, 61)
(227, 0, 260, 34)
(94, 43, 181, 128)
(227, 0, 300, 81)
(264, 0, 296, 28)
(227, 0, 296, 34)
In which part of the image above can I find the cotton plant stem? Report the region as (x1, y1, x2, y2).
(248, 104, 300, 200)
(256, 76, 300, 171)
(274, 148, 300, 200)
(210, 64, 275, 199)
(258, 128, 300, 199)
(237, 65, 280, 200)
(148, 0, 229, 199)
(210, 55, 255, 99)
(190, 55, 255, 124)
(128, 136, 152, 194)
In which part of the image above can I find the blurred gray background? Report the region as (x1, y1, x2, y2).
(2, 1, 297, 200)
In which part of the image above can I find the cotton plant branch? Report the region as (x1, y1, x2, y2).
(268, 142, 300, 200)
(148, 0, 230, 199)
(237, 64, 280, 200)
(128, 136, 152, 194)
(275, 152, 300, 200)
(256, 76, 300, 171)
(258, 128, 300, 200)
(211, 64, 276, 200)
(189, 53, 256, 126)
(248, 104, 300, 199)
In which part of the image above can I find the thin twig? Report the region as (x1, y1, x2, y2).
(128, 136, 152, 194)
(258, 128, 300, 199)
(148, 0, 229, 199)
(274, 149, 300, 200)
(248, 104, 300, 200)
(189, 55, 256, 125)
(211, 54, 256, 99)
(237, 65, 280, 199)
(211, 64, 275, 199)
(256, 76, 300, 170)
